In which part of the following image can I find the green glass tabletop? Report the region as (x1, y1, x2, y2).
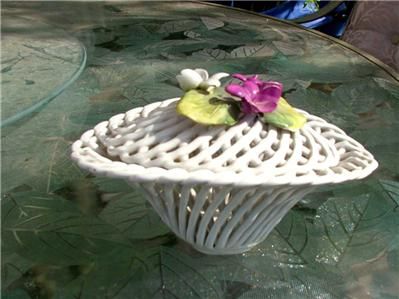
(1, 17, 86, 127)
(2, 2, 399, 299)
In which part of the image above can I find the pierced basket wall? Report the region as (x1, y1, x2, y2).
(71, 98, 378, 254)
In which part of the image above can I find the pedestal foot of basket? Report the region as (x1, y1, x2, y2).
(138, 182, 313, 255)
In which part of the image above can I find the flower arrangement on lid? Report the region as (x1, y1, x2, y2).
(176, 68, 306, 131)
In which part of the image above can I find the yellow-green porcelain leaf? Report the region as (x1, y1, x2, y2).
(176, 89, 239, 125)
(262, 97, 306, 132)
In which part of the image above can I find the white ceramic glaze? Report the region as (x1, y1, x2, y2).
(71, 98, 378, 254)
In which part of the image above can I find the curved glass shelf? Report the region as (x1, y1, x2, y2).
(1, 17, 86, 127)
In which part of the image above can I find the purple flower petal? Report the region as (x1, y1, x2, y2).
(225, 73, 283, 115)
(232, 74, 249, 82)
(225, 84, 251, 99)
(257, 85, 282, 102)
(232, 74, 263, 85)
(261, 81, 283, 93)
(250, 99, 278, 113)
(248, 75, 263, 85)
(267, 81, 283, 89)
(241, 101, 255, 114)
(242, 80, 260, 99)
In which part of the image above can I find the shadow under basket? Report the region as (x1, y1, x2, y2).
(71, 98, 378, 255)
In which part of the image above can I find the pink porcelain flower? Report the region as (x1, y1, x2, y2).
(225, 74, 283, 114)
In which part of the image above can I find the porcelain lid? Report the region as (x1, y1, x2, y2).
(71, 98, 378, 186)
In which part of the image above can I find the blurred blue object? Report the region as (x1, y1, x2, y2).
(212, 1, 353, 38)
(260, 0, 320, 20)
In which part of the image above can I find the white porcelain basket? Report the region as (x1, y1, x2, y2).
(71, 98, 378, 255)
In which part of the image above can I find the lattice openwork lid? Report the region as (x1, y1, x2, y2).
(71, 98, 378, 186)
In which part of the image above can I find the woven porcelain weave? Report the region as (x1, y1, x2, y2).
(71, 98, 378, 254)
